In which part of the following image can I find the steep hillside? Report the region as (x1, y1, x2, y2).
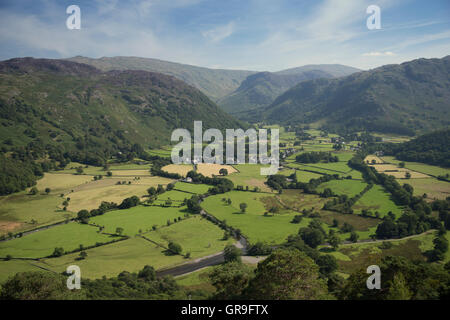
(383, 129, 450, 167)
(218, 65, 359, 115)
(66, 56, 256, 101)
(261, 56, 450, 135)
(0, 58, 243, 165)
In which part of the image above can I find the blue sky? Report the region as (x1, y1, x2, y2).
(0, 0, 449, 71)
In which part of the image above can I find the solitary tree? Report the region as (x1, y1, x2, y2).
(45, 188, 51, 195)
(239, 203, 248, 213)
(115, 227, 124, 236)
(79, 251, 87, 260)
(219, 168, 228, 176)
(168, 242, 182, 255)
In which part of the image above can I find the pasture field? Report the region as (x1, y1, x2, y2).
(35, 173, 93, 194)
(286, 163, 351, 177)
(369, 164, 429, 179)
(317, 180, 368, 197)
(303, 162, 353, 174)
(201, 191, 310, 244)
(397, 178, 450, 200)
(67, 176, 174, 212)
(331, 152, 355, 162)
(226, 164, 273, 192)
(196, 164, 237, 177)
(319, 211, 380, 232)
(108, 163, 152, 170)
(353, 185, 403, 218)
(382, 156, 450, 177)
(278, 189, 329, 213)
(174, 182, 210, 195)
(148, 146, 173, 157)
(333, 231, 435, 274)
(90, 205, 187, 236)
(302, 144, 334, 152)
(0, 260, 47, 283)
(0, 192, 74, 235)
(162, 164, 194, 177)
(38, 237, 187, 279)
(58, 162, 106, 175)
(156, 190, 191, 202)
(107, 170, 151, 177)
(145, 215, 232, 259)
(0, 222, 112, 258)
(295, 170, 325, 182)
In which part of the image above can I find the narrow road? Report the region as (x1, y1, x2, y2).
(156, 252, 225, 278)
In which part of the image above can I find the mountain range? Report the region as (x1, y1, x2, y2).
(256, 56, 450, 135)
(0, 58, 243, 163)
(217, 65, 360, 115)
(67, 56, 256, 101)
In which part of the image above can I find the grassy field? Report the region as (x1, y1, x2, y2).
(36, 237, 187, 279)
(174, 182, 211, 194)
(295, 170, 324, 183)
(156, 190, 192, 202)
(196, 164, 237, 177)
(201, 191, 309, 244)
(0, 192, 74, 235)
(108, 163, 152, 170)
(145, 215, 232, 259)
(67, 176, 175, 212)
(107, 170, 151, 177)
(319, 211, 380, 232)
(90, 205, 187, 236)
(369, 164, 429, 179)
(397, 178, 450, 200)
(278, 189, 329, 213)
(0, 260, 48, 283)
(317, 180, 368, 197)
(227, 164, 273, 192)
(353, 185, 404, 218)
(286, 163, 353, 177)
(0, 222, 112, 258)
(382, 156, 450, 177)
(332, 231, 435, 274)
(302, 162, 354, 174)
(35, 173, 93, 194)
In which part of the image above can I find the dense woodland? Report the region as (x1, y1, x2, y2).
(382, 129, 450, 167)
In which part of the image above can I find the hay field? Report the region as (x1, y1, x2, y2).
(67, 176, 174, 212)
(161, 164, 194, 177)
(196, 163, 237, 177)
(364, 155, 384, 164)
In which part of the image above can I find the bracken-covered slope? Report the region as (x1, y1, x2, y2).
(261, 56, 450, 135)
(66, 56, 256, 101)
(217, 64, 360, 116)
(0, 58, 244, 158)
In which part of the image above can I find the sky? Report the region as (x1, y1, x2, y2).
(0, 0, 449, 71)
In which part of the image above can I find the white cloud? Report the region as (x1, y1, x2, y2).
(363, 51, 396, 56)
(202, 22, 235, 43)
